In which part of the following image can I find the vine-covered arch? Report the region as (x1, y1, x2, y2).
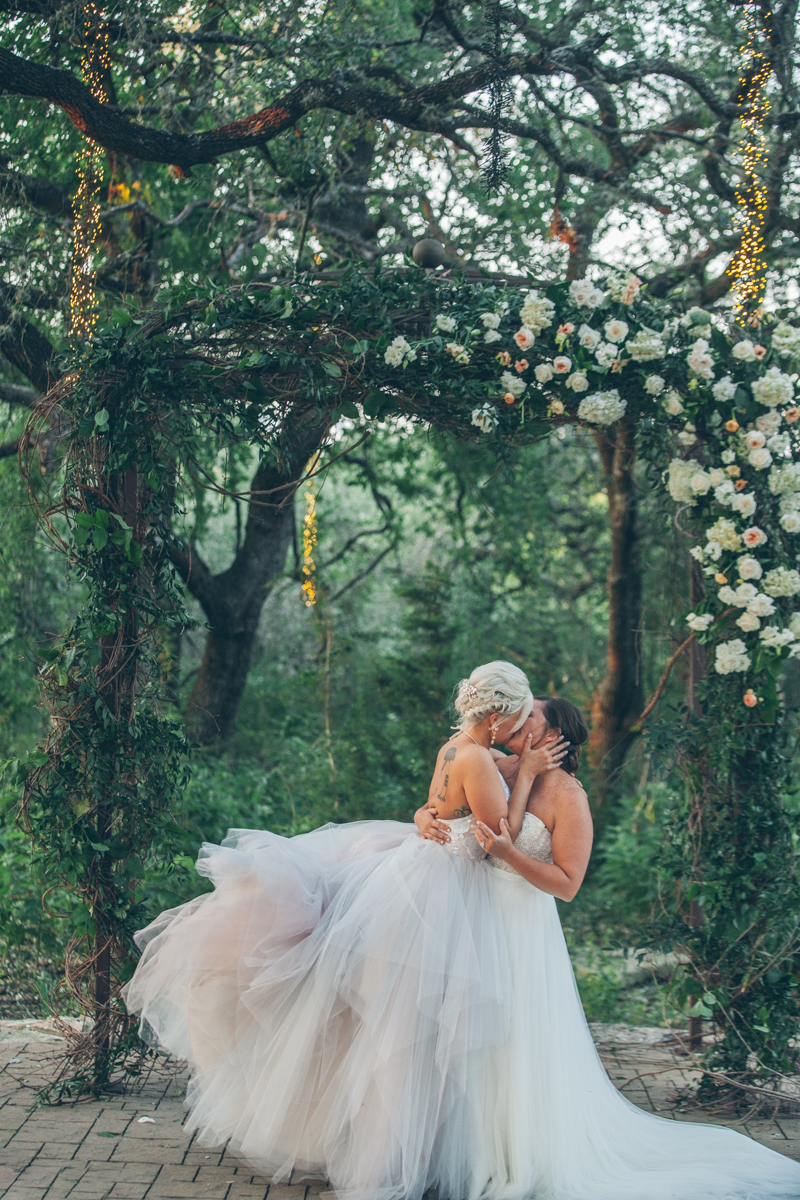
(14, 262, 800, 1100)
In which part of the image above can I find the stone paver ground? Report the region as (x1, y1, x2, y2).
(1, 1024, 798, 1200)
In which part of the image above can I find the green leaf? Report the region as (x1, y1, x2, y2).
(96, 1131, 119, 1138)
(88, 841, 110, 854)
(321, 361, 342, 378)
(112, 309, 132, 326)
(333, 401, 359, 420)
(94, 409, 110, 428)
(92, 527, 108, 551)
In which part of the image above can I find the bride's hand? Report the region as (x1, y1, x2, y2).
(414, 804, 451, 845)
(473, 817, 515, 861)
(518, 731, 569, 778)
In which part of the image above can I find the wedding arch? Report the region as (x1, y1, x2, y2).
(15, 261, 800, 1102)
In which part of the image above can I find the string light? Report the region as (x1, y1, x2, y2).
(301, 465, 318, 606)
(727, 3, 773, 319)
(70, 3, 110, 342)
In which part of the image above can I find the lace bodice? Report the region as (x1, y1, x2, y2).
(490, 811, 553, 873)
(435, 767, 552, 870)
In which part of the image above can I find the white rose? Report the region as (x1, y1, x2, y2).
(480, 312, 501, 329)
(436, 315, 456, 333)
(514, 327, 536, 351)
(712, 375, 738, 403)
(737, 555, 763, 581)
(604, 318, 629, 344)
(500, 370, 526, 398)
(780, 511, 800, 533)
(721, 449, 736, 464)
(569, 281, 603, 309)
(736, 611, 761, 632)
(690, 471, 712, 495)
(578, 324, 601, 350)
(566, 372, 589, 393)
(686, 612, 714, 631)
(769, 463, 800, 494)
(745, 430, 766, 450)
(705, 541, 723, 560)
(550, 398, 565, 414)
(484, 329, 502, 344)
(756, 410, 782, 435)
(732, 339, 756, 361)
(748, 447, 773, 470)
(731, 492, 757, 517)
(594, 342, 618, 369)
(715, 480, 736, 506)
(553, 355, 572, 374)
(718, 586, 740, 606)
(764, 567, 800, 597)
(752, 367, 794, 409)
(714, 638, 752, 674)
(747, 592, 776, 618)
(708, 469, 726, 487)
(742, 526, 767, 548)
(690, 545, 707, 562)
(384, 345, 404, 366)
(677, 423, 698, 446)
(759, 626, 796, 649)
(644, 374, 665, 395)
(535, 363, 554, 383)
(663, 390, 685, 416)
(687, 338, 715, 380)
(788, 612, 800, 636)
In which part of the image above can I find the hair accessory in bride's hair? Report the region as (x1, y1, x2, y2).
(466, 683, 479, 699)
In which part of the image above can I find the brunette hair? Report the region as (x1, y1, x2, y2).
(535, 696, 589, 775)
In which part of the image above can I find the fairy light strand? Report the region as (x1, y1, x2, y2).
(70, 3, 110, 343)
(727, 3, 773, 318)
(301, 480, 318, 606)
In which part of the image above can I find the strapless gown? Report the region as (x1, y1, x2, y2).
(124, 805, 800, 1200)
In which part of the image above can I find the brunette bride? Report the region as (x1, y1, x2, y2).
(124, 662, 800, 1200)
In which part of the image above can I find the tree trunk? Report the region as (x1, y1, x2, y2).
(588, 417, 645, 804)
(170, 417, 329, 742)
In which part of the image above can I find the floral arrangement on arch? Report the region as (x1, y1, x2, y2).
(381, 274, 800, 706)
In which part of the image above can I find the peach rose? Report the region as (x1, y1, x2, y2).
(496, 351, 512, 366)
(725, 419, 740, 433)
(503, 392, 516, 405)
(735, 479, 748, 491)
(515, 359, 529, 374)
(743, 690, 758, 708)
(753, 345, 767, 359)
(785, 406, 799, 424)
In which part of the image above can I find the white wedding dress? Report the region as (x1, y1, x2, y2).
(125, 782, 800, 1200)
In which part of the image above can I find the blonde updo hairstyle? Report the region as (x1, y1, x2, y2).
(454, 660, 533, 735)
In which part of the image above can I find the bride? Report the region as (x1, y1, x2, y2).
(124, 662, 800, 1200)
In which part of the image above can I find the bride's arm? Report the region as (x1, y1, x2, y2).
(473, 786, 592, 901)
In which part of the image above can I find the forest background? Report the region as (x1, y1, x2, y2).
(2, 0, 800, 1029)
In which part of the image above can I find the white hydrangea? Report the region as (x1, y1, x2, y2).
(385, 335, 414, 366)
(577, 389, 627, 425)
(751, 366, 794, 408)
(707, 518, 742, 550)
(594, 342, 618, 369)
(436, 315, 457, 333)
(769, 463, 800, 494)
(686, 612, 714, 631)
(780, 511, 800, 533)
(471, 404, 499, 433)
(759, 626, 796, 650)
(756, 410, 783, 435)
(578, 324, 601, 350)
(763, 566, 800, 597)
(662, 390, 684, 415)
(748, 592, 777, 618)
(644, 375, 665, 395)
(731, 492, 757, 517)
(732, 339, 756, 362)
(736, 611, 761, 632)
(749, 447, 773, 470)
(779, 492, 800, 514)
(535, 363, 554, 383)
(737, 555, 763, 580)
(484, 329, 502, 344)
(714, 480, 736, 506)
(690, 470, 712, 495)
(687, 337, 715, 380)
(566, 372, 589, 392)
(569, 280, 604, 309)
(604, 318, 629, 344)
(677, 422, 697, 447)
(626, 329, 666, 361)
(789, 612, 800, 636)
(519, 290, 556, 334)
(500, 370, 526, 398)
(771, 322, 800, 358)
(767, 432, 791, 455)
(712, 375, 737, 403)
(715, 638, 752, 674)
(667, 458, 699, 504)
(480, 312, 501, 330)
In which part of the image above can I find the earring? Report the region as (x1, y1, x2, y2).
(490, 722, 497, 746)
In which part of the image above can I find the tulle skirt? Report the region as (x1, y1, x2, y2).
(124, 822, 800, 1200)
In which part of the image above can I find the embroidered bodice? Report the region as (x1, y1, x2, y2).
(435, 766, 553, 870)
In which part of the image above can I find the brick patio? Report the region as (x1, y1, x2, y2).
(1, 1022, 798, 1200)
